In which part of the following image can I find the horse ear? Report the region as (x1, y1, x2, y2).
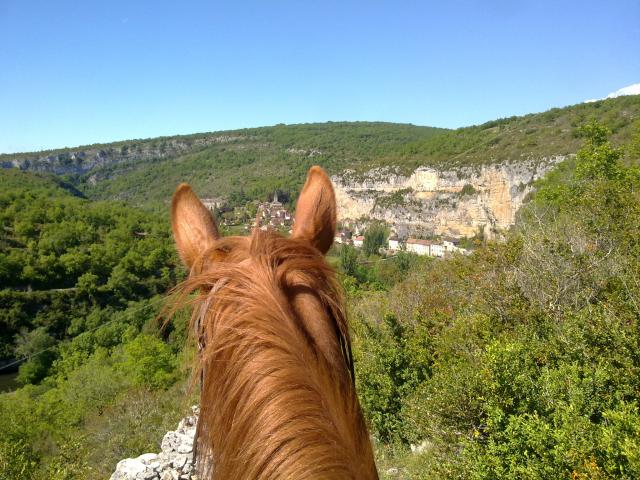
(292, 166, 336, 254)
(171, 183, 219, 268)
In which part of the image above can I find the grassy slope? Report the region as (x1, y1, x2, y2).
(82, 96, 640, 210)
(0, 169, 85, 198)
(3, 96, 639, 212)
(78, 122, 447, 211)
(398, 95, 640, 165)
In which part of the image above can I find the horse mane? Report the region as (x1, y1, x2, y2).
(171, 228, 377, 479)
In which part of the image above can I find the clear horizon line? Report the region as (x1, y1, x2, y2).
(1, 94, 635, 156)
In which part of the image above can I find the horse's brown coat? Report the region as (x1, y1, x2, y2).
(170, 167, 378, 479)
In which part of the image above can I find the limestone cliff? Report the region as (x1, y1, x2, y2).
(0, 134, 244, 177)
(332, 157, 566, 239)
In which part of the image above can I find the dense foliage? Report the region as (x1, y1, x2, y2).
(0, 301, 193, 479)
(351, 123, 640, 478)
(0, 170, 192, 478)
(0, 170, 181, 382)
(1, 111, 639, 479)
(3, 96, 638, 216)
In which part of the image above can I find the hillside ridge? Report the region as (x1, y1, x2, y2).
(2, 96, 639, 238)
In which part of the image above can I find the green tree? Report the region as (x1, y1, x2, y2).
(119, 334, 177, 390)
(574, 121, 625, 182)
(14, 327, 57, 384)
(339, 244, 359, 277)
(363, 223, 388, 257)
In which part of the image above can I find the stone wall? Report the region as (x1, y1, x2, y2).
(110, 406, 199, 480)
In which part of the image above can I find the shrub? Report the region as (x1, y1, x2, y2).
(460, 183, 477, 195)
(119, 334, 177, 390)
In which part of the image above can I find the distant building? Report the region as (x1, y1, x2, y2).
(442, 237, 471, 256)
(404, 238, 449, 257)
(442, 237, 459, 250)
(270, 191, 283, 208)
(257, 192, 292, 229)
(201, 197, 225, 211)
(334, 231, 352, 245)
(430, 243, 445, 257)
(406, 238, 431, 256)
(388, 237, 401, 251)
(353, 235, 365, 248)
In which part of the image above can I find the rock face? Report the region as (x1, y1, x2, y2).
(110, 406, 199, 480)
(0, 135, 244, 176)
(332, 157, 566, 239)
(4, 132, 566, 240)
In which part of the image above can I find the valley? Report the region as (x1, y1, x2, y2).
(1, 95, 639, 479)
(3, 96, 639, 241)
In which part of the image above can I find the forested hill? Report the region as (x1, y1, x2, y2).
(2, 95, 639, 212)
(0, 169, 192, 479)
(0, 169, 181, 368)
(1, 103, 640, 478)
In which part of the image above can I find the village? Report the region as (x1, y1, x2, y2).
(334, 232, 469, 257)
(205, 192, 470, 258)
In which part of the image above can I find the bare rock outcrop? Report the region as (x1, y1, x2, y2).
(110, 407, 199, 480)
(332, 157, 566, 239)
(1, 135, 245, 176)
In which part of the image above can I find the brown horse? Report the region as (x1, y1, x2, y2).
(170, 166, 379, 479)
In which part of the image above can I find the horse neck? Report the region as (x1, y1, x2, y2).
(194, 262, 378, 480)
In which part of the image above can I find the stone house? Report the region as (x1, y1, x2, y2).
(388, 237, 401, 251)
(258, 192, 292, 229)
(406, 238, 431, 255)
(334, 231, 353, 245)
(442, 237, 459, 251)
(430, 243, 445, 257)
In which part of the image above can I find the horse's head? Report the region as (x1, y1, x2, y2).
(169, 166, 377, 479)
(171, 166, 349, 376)
(171, 165, 336, 266)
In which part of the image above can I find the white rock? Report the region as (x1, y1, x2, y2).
(110, 458, 146, 480)
(177, 443, 193, 454)
(139, 453, 159, 464)
(410, 440, 431, 454)
(112, 406, 199, 480)
(332, 158, 566, 240)
(161, 431, 180, 451)
(172, 455, 187, 469)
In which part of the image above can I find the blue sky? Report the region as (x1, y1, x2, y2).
(1, 0, 639, 153)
